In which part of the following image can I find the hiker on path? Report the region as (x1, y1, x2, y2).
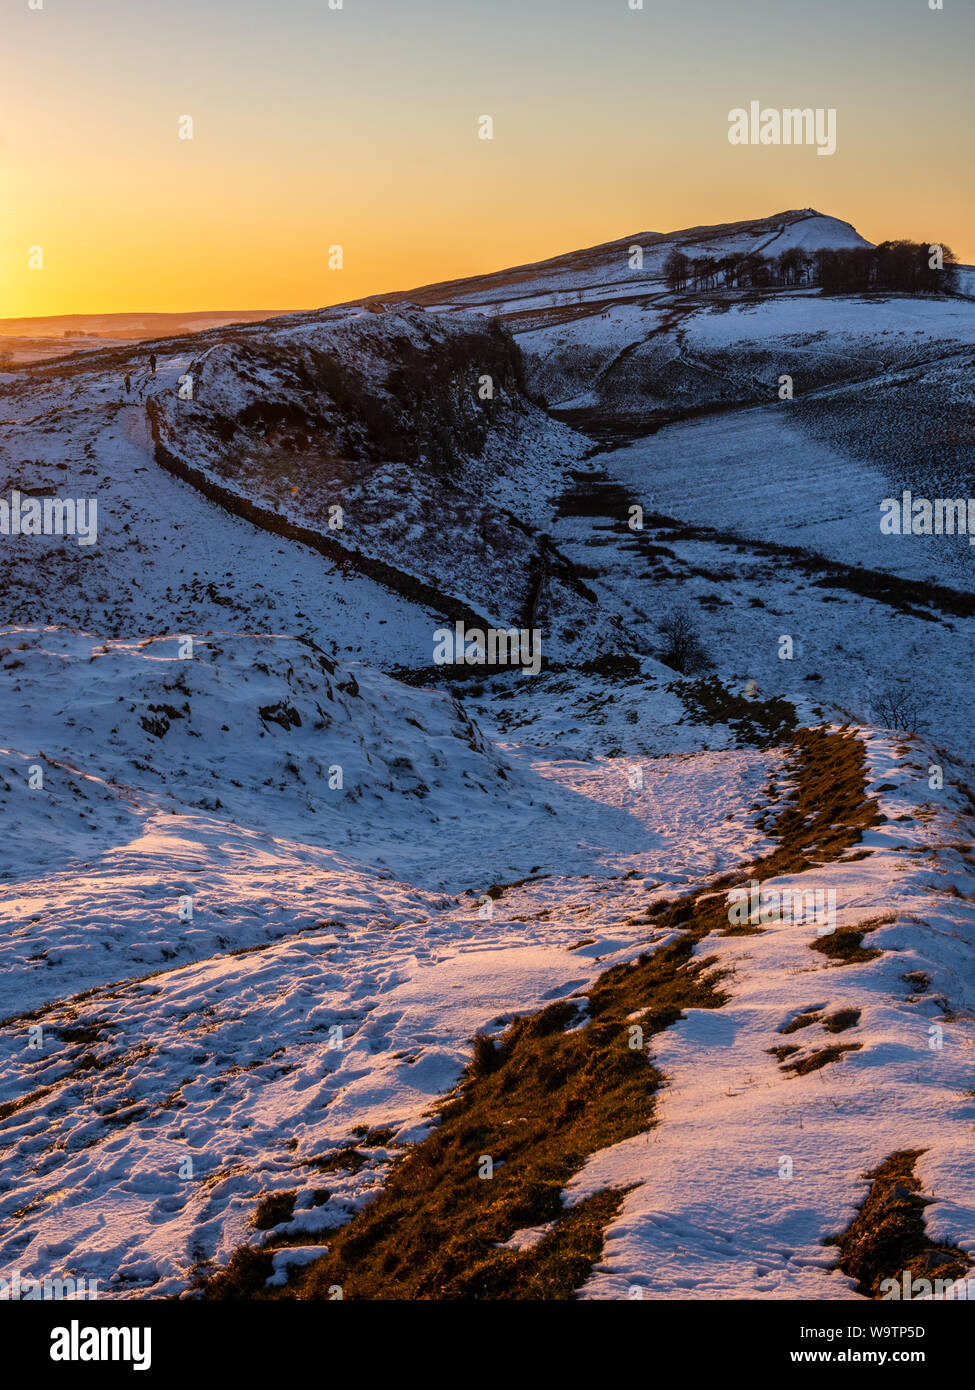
(124, 372, 131, 396)
(149, 352, 157, 373)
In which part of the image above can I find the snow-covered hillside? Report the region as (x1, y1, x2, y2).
(145, 307, 620, 661)
(382, 210, 870, 318)
(368, 210, 877, 413)
(0, 710, 781, 1296)
(0, 305, 625, 669)
(2, 208, 974, 1304)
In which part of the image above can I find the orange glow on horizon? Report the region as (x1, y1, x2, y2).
(3, 0, 971, 319)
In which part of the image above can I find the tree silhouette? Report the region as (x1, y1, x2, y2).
(663, 249, 691, 292)
(661, 238, 956, 299)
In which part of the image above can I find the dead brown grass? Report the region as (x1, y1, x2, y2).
(199, 727, 877, 1301)
(826, 1150, 969, 1297)
(781, 1042, 862, 1076)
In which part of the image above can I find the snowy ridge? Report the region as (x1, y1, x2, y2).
(379, 211, 870, 317)
(373, 209, 971, 432)
(569, 731, 975, 1299)
(0, 624, 573, 1019)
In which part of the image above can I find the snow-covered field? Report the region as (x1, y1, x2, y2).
(2, 209, 974, 1302)
(604, 404, 975, 589)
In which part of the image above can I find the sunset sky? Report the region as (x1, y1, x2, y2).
(2, 0, 972, 318)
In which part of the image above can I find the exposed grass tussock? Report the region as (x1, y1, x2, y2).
(823, 1007, 861, 1034)
(252, 1190, 297, 1231)
(780, 1006, 860, 1037)
(0, 1083, 56, 1122)
(669, 675, 797, 748)
(826, 1150, 969, 1297)
(195, 1245, 275, 1301)
(288, 948, 728, 1301)
(811, 924, 885, 965)
(307, 1145, 368, 1174)
(780, 1011, 821, 1035)
(199, 727, 877, 1300)
(781, 1042, 863, 1076)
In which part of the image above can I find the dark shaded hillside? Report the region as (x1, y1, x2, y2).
(147, 307, 630, 665)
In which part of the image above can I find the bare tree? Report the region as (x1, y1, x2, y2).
(873, 687, 923, 733)
(658, 609, 711, 674)
(778, 248, 803, 287)
(692, 256, 718, 291)
(663, 249, 691, 293)
(717, 256, 738, 288)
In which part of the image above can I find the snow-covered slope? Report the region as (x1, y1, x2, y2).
(371, 210, 972, 435)
(572, 733, 975, 1299)
(145, 307, 620, 661)
(2, 625, 623, 911)
(0, 625, 553, 1014)
(378, 210, 870, 317)
(0, 626, 783, 1295)
(2, 207, 974, 1305)
(0, 627, 525, 875)
(363, 210, 877, 414)
(0, 306, 626, 668)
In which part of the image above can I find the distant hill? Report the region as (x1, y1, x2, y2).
(364, 209, 872, 314)
(0, 310, 284, 366)
(0, 309, 282, 339)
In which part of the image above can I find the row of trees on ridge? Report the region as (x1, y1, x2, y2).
(662, 241, 959, 295)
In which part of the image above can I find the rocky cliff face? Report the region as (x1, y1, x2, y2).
(147, 306, 629, 665)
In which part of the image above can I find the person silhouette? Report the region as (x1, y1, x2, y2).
(124, 373, 131, 395)
(149, 352, 157, 373)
